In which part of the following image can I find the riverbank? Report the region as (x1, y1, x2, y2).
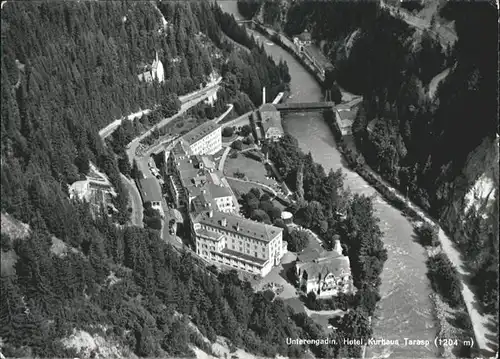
(324, 112, 479, 358)
(251, 23, 327, 88)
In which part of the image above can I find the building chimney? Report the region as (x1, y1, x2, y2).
(156, 50, 159, 63)
(208, 210, 213, 218)
(262, 87, 266, 105)
(235, 222, 240, 231)
(221, 217, 227, 227)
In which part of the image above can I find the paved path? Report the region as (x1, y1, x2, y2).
(226, 176, 278, 196)
(218, 139, 254, 173)
(304, 307, 346, 317)
(99, 109, 152, 139)
(379, 0, 457, 46)
(126, 85, 220, 164)
(219, 110, 253, 128)
(215, 104, 234, 124)
(120, 174, 143, 227)
(218, 147, 231, 172)
(102, 77, 222, 142)
(428, 66, 451, 99)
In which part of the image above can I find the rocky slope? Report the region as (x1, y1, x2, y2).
(442, 136, 498, 227)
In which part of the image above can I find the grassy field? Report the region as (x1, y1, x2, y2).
(226, 178, 287, 213)
(226, 178, 273, 197)
(223, 153, 276, 187)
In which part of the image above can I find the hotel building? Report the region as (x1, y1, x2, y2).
(182, 120, 222, 156)
(166, 128, 287, 277)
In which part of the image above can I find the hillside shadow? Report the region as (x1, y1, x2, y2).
(486, 318, 498, 334)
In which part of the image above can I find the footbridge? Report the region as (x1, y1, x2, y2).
(274, 102, 335, 112)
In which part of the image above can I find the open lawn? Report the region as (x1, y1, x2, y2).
(226, 178, 274, 199)
(223, 153, 276, 187)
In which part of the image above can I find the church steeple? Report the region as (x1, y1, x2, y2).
(155, 50, 159, 63)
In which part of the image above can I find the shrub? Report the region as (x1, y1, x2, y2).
(260, 193, 271, 202)
(222, 127, 234, 137)
(251, 209, 271, 223)
(243, 136, 255, 145)
(263, 289, 275, 301)
(231, 140, 243, 150)
(234, 170, 245, 179)
(426, 253, 463, 308)
(287, 229, 309, 252)
(145, 216, 162, 231)
(240, 124, 252, 137)
(305, 291, 319, 310)
(416, 222, 439, 246)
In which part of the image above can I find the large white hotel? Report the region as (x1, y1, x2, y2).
(166, 120, 287, 277)
(182, 120, 222, 156)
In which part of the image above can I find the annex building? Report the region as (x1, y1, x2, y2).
(138, 177, 164, 217)
(294, 238, 355, 297)
(258, 87, 283, 141)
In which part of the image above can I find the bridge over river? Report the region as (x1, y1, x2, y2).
(274, 101, 335, 112)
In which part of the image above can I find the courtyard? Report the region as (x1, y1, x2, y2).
(253, 251, 298, 299)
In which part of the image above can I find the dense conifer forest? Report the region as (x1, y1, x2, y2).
(0, 1, 293, 357)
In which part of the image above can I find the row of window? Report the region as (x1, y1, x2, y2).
(191, 137, 221, 154)
(201, 224, 269, 248)
(231, 242, 265, 253)
(206, 251, 262, 274)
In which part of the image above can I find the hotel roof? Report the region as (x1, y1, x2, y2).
(195, 211, 282, 243)
(260, 103, 278, 113)
(182, 120, 220, 145)
(208, 183, 232, 198)
(262, 116, 284, 134)
(296, 249, 351, 279)
(195, 226, 224, 241)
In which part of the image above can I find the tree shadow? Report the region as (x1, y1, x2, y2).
(485, 317, 498, 334)
(446, 309, 473, 333)
(471, 298, 489, 317)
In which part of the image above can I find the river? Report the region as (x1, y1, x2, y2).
(218, 2, 439, 358)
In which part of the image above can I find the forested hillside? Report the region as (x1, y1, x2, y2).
(271, 0, 499, 314)
(0, 1, 292, 357)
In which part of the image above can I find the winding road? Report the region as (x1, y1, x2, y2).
(97, 77, 222, 229)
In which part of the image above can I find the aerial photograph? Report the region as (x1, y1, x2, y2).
(0, 0, 498, 358)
